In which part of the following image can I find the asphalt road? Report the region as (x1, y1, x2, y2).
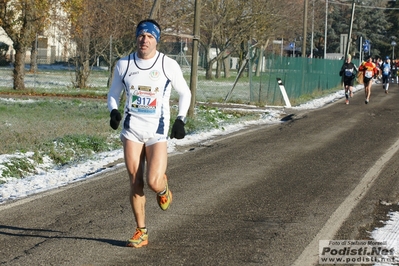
(2, 83, 399, 266)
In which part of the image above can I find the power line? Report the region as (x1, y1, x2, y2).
(329, 0, 399, 10)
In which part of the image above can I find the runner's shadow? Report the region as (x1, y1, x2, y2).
(281, 114, 295, 121)
(0, 224, 126, 247)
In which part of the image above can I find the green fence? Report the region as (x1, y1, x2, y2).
(248, 55, 358, 106)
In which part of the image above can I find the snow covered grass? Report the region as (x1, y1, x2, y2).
(0, 97, 120, 180)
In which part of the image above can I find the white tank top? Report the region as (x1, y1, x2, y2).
(122, 52, 171, 135)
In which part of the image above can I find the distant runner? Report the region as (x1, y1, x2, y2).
(358, 56, 378, 104)
(340, 54, 358, 104)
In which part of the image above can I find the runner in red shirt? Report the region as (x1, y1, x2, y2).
(358, 56, 378, 104)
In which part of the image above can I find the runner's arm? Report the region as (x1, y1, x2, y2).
(107, 62, 125, 112)
(164, 58, 191, 117)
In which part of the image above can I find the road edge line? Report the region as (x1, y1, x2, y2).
(293, 138, 399, 266)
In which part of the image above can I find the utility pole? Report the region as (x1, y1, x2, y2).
(188, 0, 201, 118)
(149, 0, 161, 19)
(344, 0, 356, 60)
(109, 35, 112, 73)
(310, 0, 314, 58)
(302, 0, 308, 57)
(324, 0, 328, 58)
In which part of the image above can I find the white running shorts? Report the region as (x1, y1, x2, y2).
(121, 127, 167, 146)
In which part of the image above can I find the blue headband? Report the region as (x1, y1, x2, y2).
(136, 21, 161, 43)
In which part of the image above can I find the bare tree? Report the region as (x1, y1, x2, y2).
(145, 0, 294, 79)
(193, 0, 276, 79)
(60, 0, 91, 88)
(0, 0, 53, 90)
(60, 0, 151, 89)
(91, 0, 146, 85)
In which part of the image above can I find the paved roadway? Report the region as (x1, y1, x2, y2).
(2, 83, 399, 266)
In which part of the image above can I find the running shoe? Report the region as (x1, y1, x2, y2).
(365, 99, 369, 104)
(126, 228, 148, 248)
(157, 175, 173, 211)
(345, 99, 349, 105)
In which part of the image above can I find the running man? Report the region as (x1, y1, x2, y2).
(358, 56, 378, 104)
(107, 19, 192, 248)
(340, 54, 358, 104)
(381, 56, 391, 94)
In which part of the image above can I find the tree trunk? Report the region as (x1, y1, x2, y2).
(224, 56, 230, 78)
(81, 59, 90, 88)
(215, 59, 222, 78)
(73, 24, 92, 89)
(29, 40, 38, 73)
(206, 59, 215, 80)
(13, 45, 27, 90)
(74, 58, 90, 89)
(255, 48, 262, 77)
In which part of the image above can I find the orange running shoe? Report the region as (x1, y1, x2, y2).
(126, 228, 148, 248)
(157, 175, 173, 211)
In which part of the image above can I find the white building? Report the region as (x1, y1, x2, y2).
(0, 4, 75, 64)
(0, 27, 14, 61)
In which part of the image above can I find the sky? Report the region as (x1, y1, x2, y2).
(1, 84, 399, 264)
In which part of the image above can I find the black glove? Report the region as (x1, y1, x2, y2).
(170, 119, 186, 139)
(110, 109, 122, 130)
